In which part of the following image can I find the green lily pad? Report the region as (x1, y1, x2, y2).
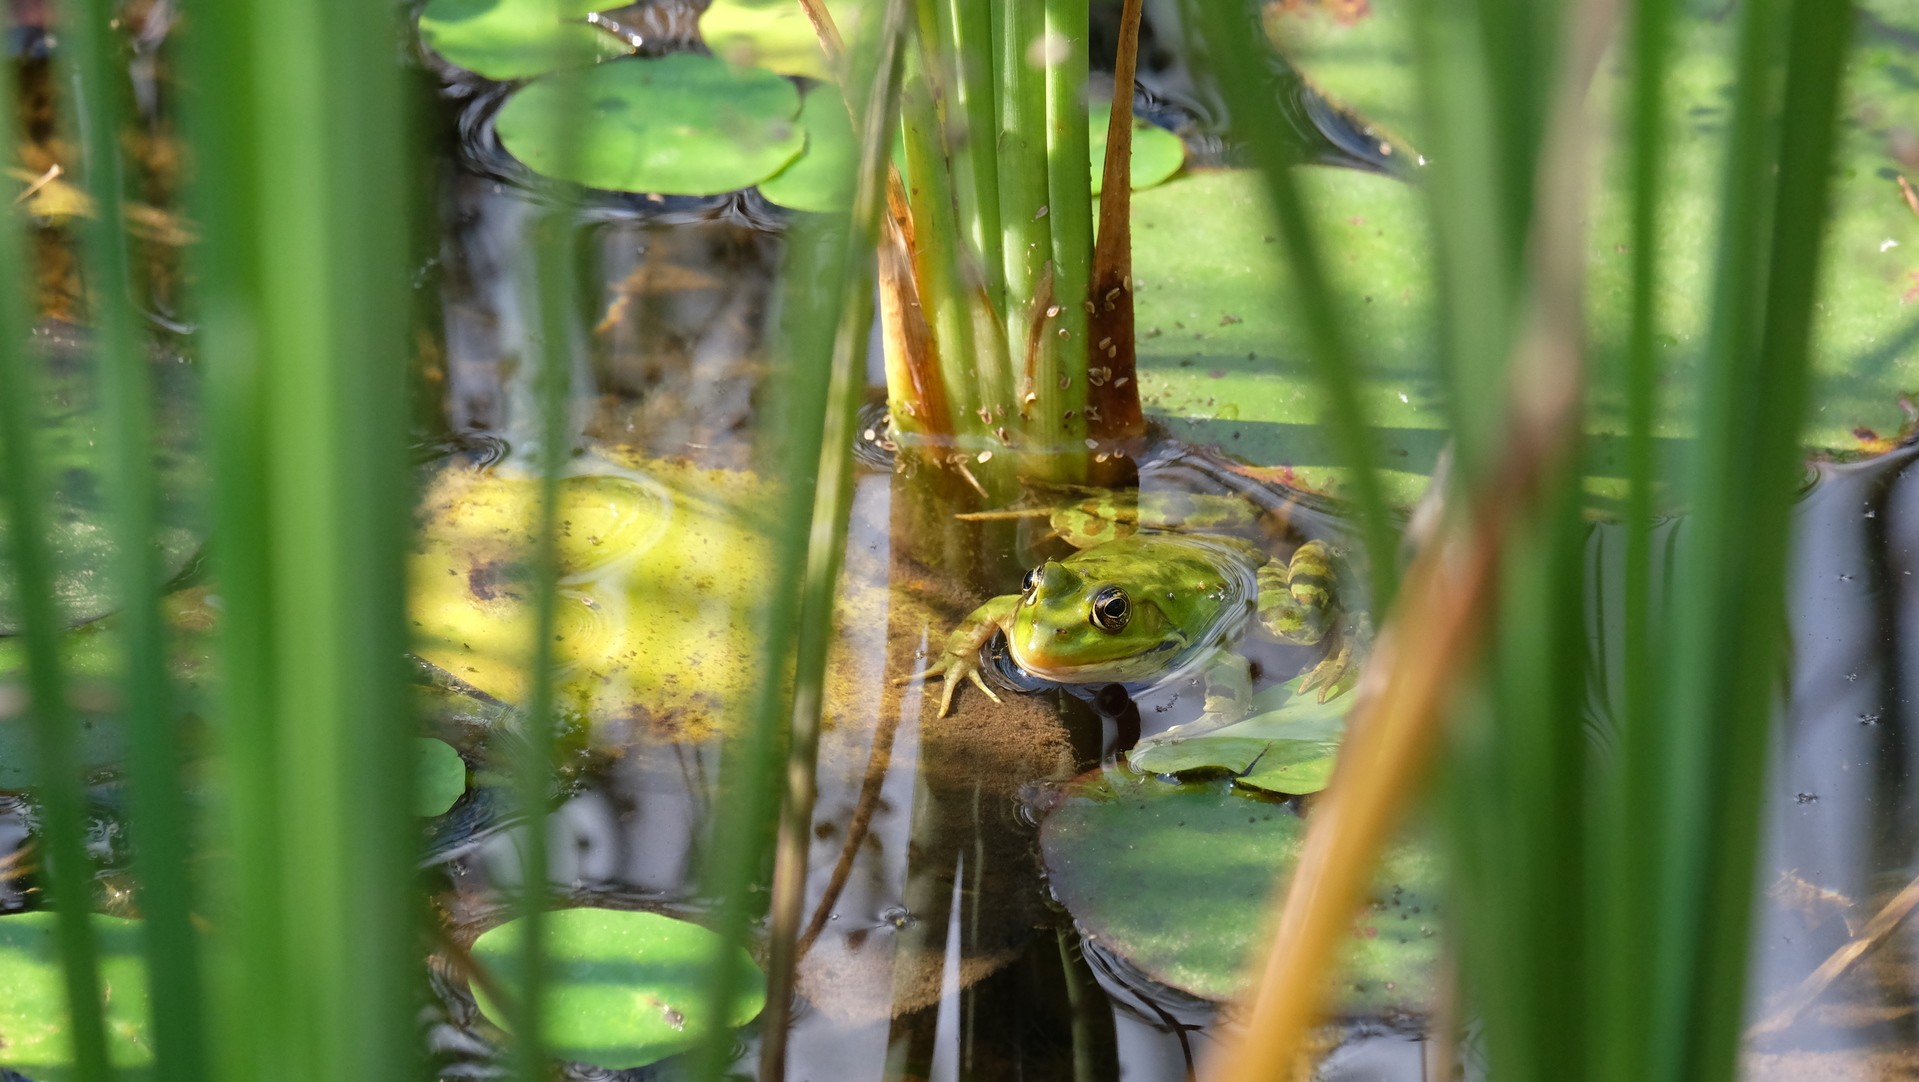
(416, 737, 468, 817)
(700, 0, 866, 82)
(1038, 773, 1438, 1012)
(1128, 676, 1348, 795)
(495, 54, 804, 196)
(1088, 104, 1185, 195)
(417, 0, 633, 82)
(0, 912, 154, 1079)
(758, 87, 857, 213)
(1130, 166, 1443, 504)
(469, 907, 765, 1069)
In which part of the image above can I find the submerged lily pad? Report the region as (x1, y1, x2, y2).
(469, 907, 765, 1069)
(417, 0, 633, 82)
(1039, 773, 1438, 1012)
(495, 54, 804, 196)
(757, 87, 858, 213)
(408, 455, 780, 743)
(416, 737, 468, 817)
(0, 339, 203, 634)
(0, 912, 154, 1079)
(1088, 104, 1185, 195)
(1128, 676, 1348, 795)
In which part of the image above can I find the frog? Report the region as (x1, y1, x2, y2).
(899, 488, 1365, 727)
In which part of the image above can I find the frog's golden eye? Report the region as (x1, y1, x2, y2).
(1021, 566, 1044, 595)
(1090, 586, 1131, 633)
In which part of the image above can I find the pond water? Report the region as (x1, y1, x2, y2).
(5, 2, 1919, 1080)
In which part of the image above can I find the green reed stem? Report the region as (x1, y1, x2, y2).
(695, 2, 911, 1076)
(57, 4, 209, 1076)
(943, 0, 1004, 312)
(1182, 0, 1398, 607)
(899, 41, 987, 437)
(1657, 0, 1851, 1076)
(1042, 0, 1091, 464)
(997, 0, 1054, 432)
(182, 2, 419, 1081)
(1604, 0, 1675, 1075)
(0, 72, 113, 1082)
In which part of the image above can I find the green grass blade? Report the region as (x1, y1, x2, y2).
(0, 71, 114, 1082)
(695, 1, 913, 1076)
(1603, 0, 1676, 1076)
(1657, 0, 1854, 1076)
(56, 4, 210, 1076)
(1179, 0, 1398, 607)
(179, 2, 421, 1081)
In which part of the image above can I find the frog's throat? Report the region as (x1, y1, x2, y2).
(1010, 636, 1187, 683)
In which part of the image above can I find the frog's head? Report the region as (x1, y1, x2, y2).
(1006, 559, 1188, 682)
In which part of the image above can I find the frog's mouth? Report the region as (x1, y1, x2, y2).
(1010, 637, 1187, 683)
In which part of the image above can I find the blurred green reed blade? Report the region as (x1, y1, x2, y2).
(179, 2, 419, 1081)
(503, 11, 602, 1075)
(1179, 0, 1397, 608)
(941, 0, 1003, 310)
(1656, 0, 1853, 1077)
(1603, 0, 1676, 1076)
(695, 2, 913, 1078)
(55, 4, 209, 1076)
(0, 67, 113, 1082)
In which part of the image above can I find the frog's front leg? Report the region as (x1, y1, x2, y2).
(1256, 539, 1355, 702)
(895, 594, 1020, 717)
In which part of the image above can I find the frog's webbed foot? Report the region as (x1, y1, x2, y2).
(1296, 612, 1372, 703)
(894, 594, 1019, 717)
(894, 656, 1003, 717)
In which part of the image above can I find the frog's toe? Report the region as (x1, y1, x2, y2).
(966, 669, 1003, 704)
(1297, 631, 1357, 702)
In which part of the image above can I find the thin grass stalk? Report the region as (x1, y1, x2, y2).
(757, 201, 876, 1082)
(1645, 0, 1789, 1071)
(56, 5, 208, 1076)
(0, 72, 113, 1082)
(694, 2, 912, 1075)
(1661, 2, 1852, 1076)
(1041, 0, 1091, 469)
(498, 8, 601, 1073)
(1604, 0, 1676, 1075)
(1180, 0, 1397, 607)
(174, 4, 287, 1079)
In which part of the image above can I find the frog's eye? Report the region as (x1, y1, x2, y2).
(1021, 566, 1044, 595)
(1090, 586, 1131, 633)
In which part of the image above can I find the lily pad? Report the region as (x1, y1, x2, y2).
(1128, 676, 1348, 795)
(469, 907, 765, 1069)
(0, 912, 154, 1079)
(758, 87, 857, 213)
(1038, 773, 1438, 1013)
(416, 0, 633, 82)
(700, 0, 866, 82)
(495, 54, 804, 196)
(1088, 104, 1185, 195)
(408, 455, 780, 743)
(416, 737, 468, 817)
